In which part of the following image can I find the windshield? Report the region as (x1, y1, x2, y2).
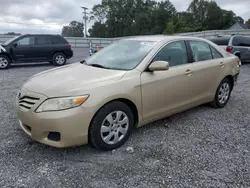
(86, 40, 157, 70)
(3, 36, 20, 45)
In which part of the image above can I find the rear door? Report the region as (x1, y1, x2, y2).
(34, 35, 54, 60)
(187, 40, 224, 104)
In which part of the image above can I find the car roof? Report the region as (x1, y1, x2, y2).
(123, 35, 211, 43)
(21, 34, 61, 37)
(124, 35, 187, 42)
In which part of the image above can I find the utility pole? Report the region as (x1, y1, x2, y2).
(81, 6, 88, 38)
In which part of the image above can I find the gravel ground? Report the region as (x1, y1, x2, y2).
(0, 51, 250, 187)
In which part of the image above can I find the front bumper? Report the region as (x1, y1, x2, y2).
(16, 88, 94, 148)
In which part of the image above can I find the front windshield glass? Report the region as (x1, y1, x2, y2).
(3, 36, 19, 45)
(86, 40, 157, 70)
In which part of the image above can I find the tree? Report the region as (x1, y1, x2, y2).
(88, 0, 243, 37)
(235, 16, 244, 24)
(4, 32, 21, 35)
(88, 22, 107, 37)
(90, 4, 107, 23)
(187, 0, 209, 28)
(163, 21, 175, 34)
(246, 18, 250, 25)
(61, 21, 84, 37)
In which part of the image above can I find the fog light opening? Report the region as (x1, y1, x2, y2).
(48, 132, 61, 142)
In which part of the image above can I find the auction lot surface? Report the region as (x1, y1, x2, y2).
(0, 49, 250, 187)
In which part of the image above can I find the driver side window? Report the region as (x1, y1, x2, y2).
(153, 41, 188, 67)
(17, 37, 35, 45)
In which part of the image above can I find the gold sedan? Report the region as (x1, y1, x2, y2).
(16, 36, 241, 150)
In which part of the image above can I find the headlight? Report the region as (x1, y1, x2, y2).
(36, 95, 89, 112)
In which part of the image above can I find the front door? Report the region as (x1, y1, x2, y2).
(141, 40, 195, 121)
(12, 36, 37, 62)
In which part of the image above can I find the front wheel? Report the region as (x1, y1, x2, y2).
(0, 55, 11, 69)
(210, 78, 232, 108)
(53, 53, 66, 66)
(89, 102, 134, 151)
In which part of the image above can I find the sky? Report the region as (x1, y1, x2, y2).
(0, 0, 249, 34)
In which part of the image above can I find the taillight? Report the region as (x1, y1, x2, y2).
(226, 46, 233, 53)
(68, 44, 72, 49)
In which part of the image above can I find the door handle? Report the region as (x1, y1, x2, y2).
(220, 62, 225, 68)
(185, 69, 193, 76)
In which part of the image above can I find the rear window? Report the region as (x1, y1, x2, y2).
(210, 38, 230, 46)
(232, 36, 250, 46)
(51, 36, 68, 44)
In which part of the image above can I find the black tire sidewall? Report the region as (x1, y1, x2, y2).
(214, 78, 232, 108)
(90, 102, 134, 151)
(0, 55, 11, 69)
(53, 53, 66, 66)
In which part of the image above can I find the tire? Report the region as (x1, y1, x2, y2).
(0, 55, 11, 69)
(210, 77, 232, 108)
(89, 101, 134, 151)
(52, 53, 66, 66)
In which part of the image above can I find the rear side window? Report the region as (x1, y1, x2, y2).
(153, 41, 188, 67)
(51, 36, 68, 44)
(36, 36, 52, 45)
(232, 36, 250, 46)
(189, 41, 213, 62)
(211, 46, 223, 59)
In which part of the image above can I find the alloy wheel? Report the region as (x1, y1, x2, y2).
(0, 57, 8, 68)
(55, 55, 65, 65)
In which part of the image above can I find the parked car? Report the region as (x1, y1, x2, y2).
(16, 36, 240, 150)
(209, 35, 250, 62)
(0, 34, 73, 69)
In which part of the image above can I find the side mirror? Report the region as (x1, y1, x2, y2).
(148, 61, 169, 72)
(13, 43, 18, 48)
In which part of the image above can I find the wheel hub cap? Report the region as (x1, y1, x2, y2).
(218, 83, 230, 104)
(0, 57, 8, 68)
(100, 111, 129, 145)
(56, 55, 65, 65)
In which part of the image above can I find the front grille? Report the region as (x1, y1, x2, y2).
(19, 96, 40, 110)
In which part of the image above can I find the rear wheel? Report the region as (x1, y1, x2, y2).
(210, 78, 232, 108)
(89, 101, 134, 151)
(53, 53, 66, 66)
(0, 55, 11, 69)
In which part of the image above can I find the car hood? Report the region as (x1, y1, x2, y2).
(23, 63, 127, 97)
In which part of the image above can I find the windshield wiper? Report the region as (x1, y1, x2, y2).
(89, 64, 110, 69)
